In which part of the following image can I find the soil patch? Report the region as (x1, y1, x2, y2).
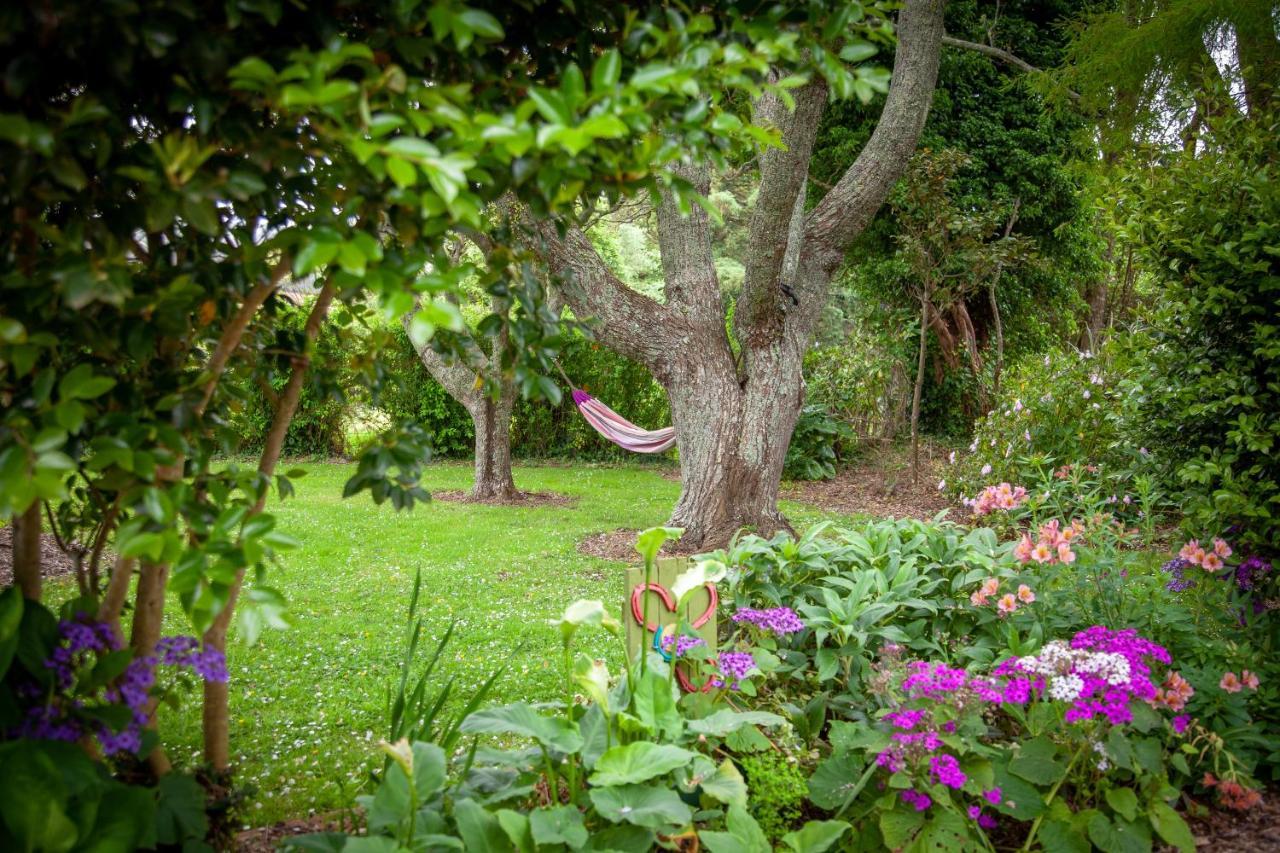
(577, 528, 642, 562)
(235, 813, 358, 852)
(0, 524, 82, 588)
(782, 445, 956, 521)
(1183, 793, 1280, 851)
(433, 489, 578, 508)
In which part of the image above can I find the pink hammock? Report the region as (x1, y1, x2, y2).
(572, 389, 676, 454)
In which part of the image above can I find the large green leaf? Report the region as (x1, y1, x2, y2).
(589, 743, 697, 786)
(529, 805, 588, 849)
(807, 752, 864, 811)
(588, 784, 692, 829)
(453, 799, 507, 851)
(1008, 736, 1064, 786)
(700, 805, 771, 853)
(686, 710, 785, 737)
(460, 703, 583, 753)
(0, 742, 78, 852)
(1147, 801, 1195, 853)
(781, 820, 850, 853)
(629, 670, 682, 739)
(154, 773, 207, 846)
(700, 759, 748, 809)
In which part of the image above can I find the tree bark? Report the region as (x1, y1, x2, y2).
(531, 0, 944, 549)
(911, 296, 929, 485)
(202, 281, 336, 771)
(11, 503, 42, 601)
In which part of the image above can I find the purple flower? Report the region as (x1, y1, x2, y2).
(968, 805, 982, 819)
(900, 789, 932, 811)
(983, 787, 1002, 806)
(660, 634, 706, 657)
(711, 651, 756, 690)
(1172, 715, 1190, 734)
(730, 607, 804, 636)
(1235, 555, 1272, 591)
(978, 814, 997, 830)
(929, 753, 967, 789)
(1161, 557, 1197, 593)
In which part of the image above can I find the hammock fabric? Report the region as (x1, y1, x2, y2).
(571, 389, 677, 454)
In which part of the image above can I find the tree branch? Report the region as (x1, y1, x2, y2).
(526, 217, 684, 376)
(737, 77, 828, 343)
(805, 0, 946, 275)
(656, 163, 722, 324)
(941, 35, 1082, 102)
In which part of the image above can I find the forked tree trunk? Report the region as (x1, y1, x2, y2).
(467, 393, 518, 500)
(532, 0, 944, 549)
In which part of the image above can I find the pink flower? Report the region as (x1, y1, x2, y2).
(1202, 553, 1224, 572)
(1220, 672, 1243, 693)
(1242, 670, 1259, 690)
(969, 591, 989, 607)
(980, 578, 1000, 597)
(1014, 535, 1034, 563)
(1017, 584, 1035, 604)
(1213, 538, 1233, 558)
(1031, 542, 1053, 564)
(997, 594, 1017, 616)
(1056, 542, 1076, 564)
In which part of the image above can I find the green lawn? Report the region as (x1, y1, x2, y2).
(55, 462, 838, 828)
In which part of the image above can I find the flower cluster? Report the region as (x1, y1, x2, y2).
(13, 617, 227, 757)
(711, 651, 756, 690)
(1204, 773, 1264, 810)
(1014, 519, 1080, 566)
(730, 606, 804, 636)
(969, 577, 1035, 615)
(965, 482, 1028, 516)
(1234, 555, 1272, 591)
(1178, 538, 1232, 572)
(1161, 557, 1197, 593)
(997, 627, 1171, 725)
(660, 633, 706, 657)
(1152, 671, 1195, 712)
(1219, 670, 1260, 694)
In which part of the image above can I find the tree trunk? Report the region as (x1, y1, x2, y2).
(663, 342, 803, 549)
(911, 296, 928, 485)
(11, 503, 42, 600)
(467, 392, 518, 500)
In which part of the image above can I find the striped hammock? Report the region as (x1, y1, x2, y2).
(572, 389, 676, 454)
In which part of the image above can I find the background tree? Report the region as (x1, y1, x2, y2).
(533, 0, 947, 548)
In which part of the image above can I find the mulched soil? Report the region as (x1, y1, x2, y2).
(1182, 793, 1280, 851)
(0, 524, 82, 588)
(781, 444, 957, 521)
(432, 489, 578, 508)
(576, 527, 643, 562)
(235, 813, 358, 852)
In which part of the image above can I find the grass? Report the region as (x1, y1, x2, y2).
(47, 461, 838, 828)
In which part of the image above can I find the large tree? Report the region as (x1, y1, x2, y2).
(532, 0, 946, 548)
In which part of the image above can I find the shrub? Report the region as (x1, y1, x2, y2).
(738, 751, 810, 841)
(1122, 111, 1280, 552)
(784, 405, 852, 481)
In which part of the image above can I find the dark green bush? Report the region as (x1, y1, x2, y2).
(1126, 111, 1280, 551)
(783, 404, 852, 481)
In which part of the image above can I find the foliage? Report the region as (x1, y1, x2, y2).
(1120, 110, 1280, 553)
(738, 750, 811, 841)
(0, 588, 212, 850)
(804, 340, 909, 444)
(784, 405, 854, 481)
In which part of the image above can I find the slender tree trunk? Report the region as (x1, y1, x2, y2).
(988, 282, 1004, 398)
(131, 560, 172, 775)
(467, 393, 518, 500)
(202, 282, 335, 771)
(11, 503, 42, 600)
(911, 295, 929, 485)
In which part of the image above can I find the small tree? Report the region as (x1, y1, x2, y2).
(890, 149, 1035, 481)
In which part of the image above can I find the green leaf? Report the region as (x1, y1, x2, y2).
(588, 784, 692, 829)
(459, 8, 503, 39)
(590, 742, 697, 786)
(453, 799, 508, 851)
(155, 774, 208, 846)
(878, 809, 924, 849)
(496, 809, 535, 853)
(592, 49, 622, 91)
(634, 526, 682, 565)
(687, 710, 786, 737)
(1009, 736, 1064, 785)
(555, 599, 621, 646)
(1105, 787, 1139, 822)
(700, 759, 748, 809)
(807, 752, 864, 811)
(1148, 801, 1195, 853)
(529, 805, 588, 849)
(700, 804, 771, 853)
(781, 820, 850, 853)
(0, 742, 79, 852)
(1038, 818, 1090, 853)
(460, 702, 583, 753)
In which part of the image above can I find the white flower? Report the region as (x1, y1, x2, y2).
(949, 451, 957, 465)
(1082, 389, 1091, 399)
(1048, 674, 1084, 703)
(981, 464, 992, 476)
(1024, 429, 1032, 442)
(1013, 399, 1024, 412)
(937, 479, 946, 491)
